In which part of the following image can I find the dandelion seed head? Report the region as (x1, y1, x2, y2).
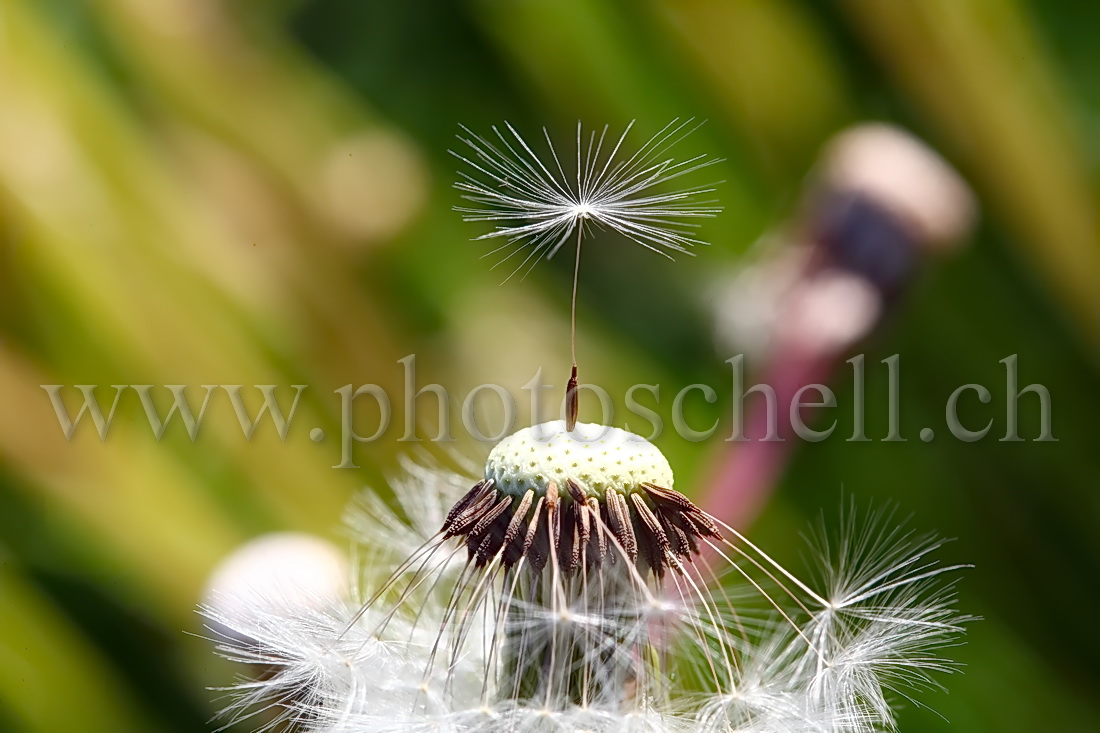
(203, 533, 348, 624)
(206, 440, 969, 733)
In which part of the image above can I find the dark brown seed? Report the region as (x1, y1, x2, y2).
(659, 511, 694, 565)
(685, 507, 721, 538)
(663, 510, 701, 556)
(576, 502, 591, 569)
(631, 493, 671, 575)
(546, 480, 560, 508)
(473, 510, 511, 566)
(641, 483, 695, 510)
(443, 480, 490, 532)
(444, 487, 501, 538)
(566, 478, 587, 505)
(501, 490, 534, 567)
(606, 489, 638, 564)
(587, 497, 606, 563)
(631, 494, 671, 552)
(469, 495, 513, 538)
(565, 365, 579, 432)
(544, 482, 562, 571)
(521, 497, 545, 555)
(569, 512, 582, 572)
(634, 525, 664, 578)
(558, 502, 580, 573)
(467, 494, 513, 565)
(525, 497, 549, 572)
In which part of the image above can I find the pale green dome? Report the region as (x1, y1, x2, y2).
(484, 420, 673, 499)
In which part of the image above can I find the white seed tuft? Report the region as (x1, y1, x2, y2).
(452, 119, 722, 280)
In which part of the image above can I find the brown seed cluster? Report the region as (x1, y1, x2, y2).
(441, 479, 720, 578)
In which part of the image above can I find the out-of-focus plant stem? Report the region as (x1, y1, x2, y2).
(845, 0, 1100, 351)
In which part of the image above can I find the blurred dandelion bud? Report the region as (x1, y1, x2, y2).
(716, 123, 977, 360)
(201, 533, 350, 731)
(707, 125, 977, 531)
(202, 532, 347, 648)
(813, 123, 977, 255)
(206, 423, 969, 732)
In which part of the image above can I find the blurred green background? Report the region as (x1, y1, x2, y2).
(0, 0, 1098, 731)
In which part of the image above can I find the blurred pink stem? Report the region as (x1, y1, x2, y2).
(698, 344, 838, 537)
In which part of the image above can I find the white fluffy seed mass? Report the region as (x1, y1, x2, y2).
(205, 452, 969, 733)
(484, 420, 674, 498)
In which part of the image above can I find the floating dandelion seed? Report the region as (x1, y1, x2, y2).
(451, 118, 722, 281)
(453, 119, 722, 431)
(206, 423, 969, 732)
